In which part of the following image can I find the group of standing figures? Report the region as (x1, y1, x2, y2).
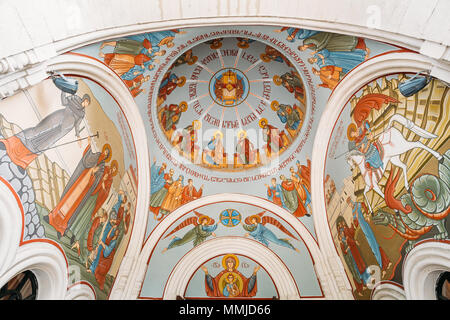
(275, 27, 371, 90)
(265, 159, 312, 218)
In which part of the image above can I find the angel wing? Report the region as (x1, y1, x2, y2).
(261, 216, 298, 240)
(164, 216, 198, 239)
(193, 210, 215, 225)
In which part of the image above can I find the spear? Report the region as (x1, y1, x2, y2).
(28, 131, 99, 155)
(332, 130, 384, 160)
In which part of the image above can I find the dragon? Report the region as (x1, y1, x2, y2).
(373, 149, 450, 253)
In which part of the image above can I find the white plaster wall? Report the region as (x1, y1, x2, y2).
(1, 0, 450, 98)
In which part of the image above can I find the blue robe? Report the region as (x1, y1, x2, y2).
(111, 194, 123, 215)
(121, 65, 145, 81)
(151, 163, 166, 195)
(89, 222, 116, 273)
(129, 30, 176, 53)
(314, 49, 366, 74)
(352, 201, 383, 267)
(284, 28, 320, 42)
(205, 138, 218, 165)
(247, 223, 295, 250)
(223, 283, 238, 297)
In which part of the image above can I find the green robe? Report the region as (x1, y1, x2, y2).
(303, 32, 358, 52)
(280, 183, 299, 213)
(149, 184, 170, 208)
(113, 39, 145, 55)
(168, 224, 217, 249)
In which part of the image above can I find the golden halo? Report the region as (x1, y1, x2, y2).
(102, 144, 112, 163)
(192, 120, 202, 130)
(273, 75, 282, 86)
(237, 129, 247, 138)
(214, 130, 223, 139)
(225, 272, 235, 281)
(110, 160, 119, 176)
(245, 214, 262, 224)
(237, 40, 250, 49)
(179, 101, 188, 112)
(260, 53, 271, 63)
(177, 76, 186, 87)
(209, 41, 222, 50)
(218, 272, 243, 295)
(347, 123, 357, 141)
(222, 254, 239, 270)
(258, 118, 268, 128)
(187, 56, 198, 65)
(270, 100, 280, 111)
(198, 215, 211, 224)
(159, 37, 175, 47)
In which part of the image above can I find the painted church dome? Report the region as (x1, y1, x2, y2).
(153, 37, 309, 172)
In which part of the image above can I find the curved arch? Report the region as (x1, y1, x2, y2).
(403, 241, 450, 300)
(371, 282, 406, 300)
(163, 236, 300, 300)
(65, 282, 97, 300)
(0, 240, 68, 300)
(125, 193, 338, 299)
(310, 50, 449, 296)
(0, 177, 23, 276)
(2, 1, 450, 75)
(45, 53, 151, 297)
(2, 1, 450, 101)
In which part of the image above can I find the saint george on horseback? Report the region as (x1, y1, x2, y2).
(344, 94, 443, 213)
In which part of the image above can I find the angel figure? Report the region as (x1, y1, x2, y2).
(243, 211, 300, 252)
(162, 211, 217, 252)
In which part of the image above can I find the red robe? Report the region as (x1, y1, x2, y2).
(0, 136, 38, 169)
(90, 166, 114, 220)
(267, 186, 283, 207)
(161, 104, 181, 131)
(94, 215, 130, 291)
(343, 224, 367, 275)
(317, 65, 342, 89)
(205, 269, 257, 298)
(104, 53, 151, 76)
(158, 72, 179, 103)
(87, 216, 102, 252)
(236, 137, 255, 164)
(181, 185, 202, 205)
(265, 124, 287, 155)
(123, 74, 145, 97)
(48, 146, 103, 235)
(94, 231, 117, 291)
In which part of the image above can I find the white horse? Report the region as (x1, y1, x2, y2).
(346, 114, 442, 213)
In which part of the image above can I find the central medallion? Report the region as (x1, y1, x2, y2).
(209, 68, 250, 107)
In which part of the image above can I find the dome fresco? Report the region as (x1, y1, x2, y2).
(71, 25, 407, 299)
(154, 37, 307, 172)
